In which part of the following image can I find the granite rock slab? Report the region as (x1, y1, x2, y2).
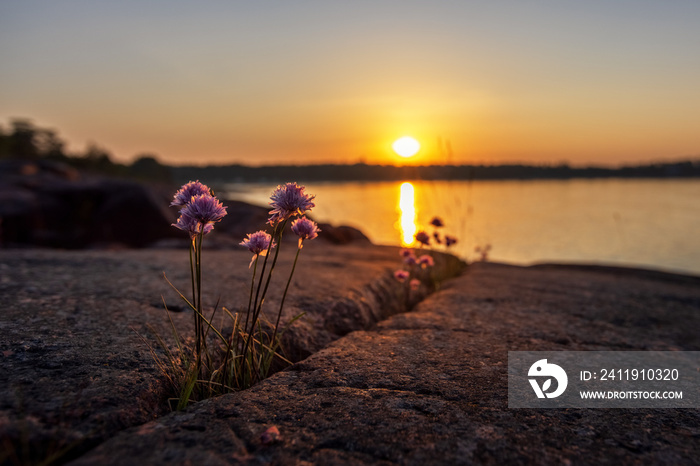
(0, 244, 464, 465)
(69, 263, 700, 465)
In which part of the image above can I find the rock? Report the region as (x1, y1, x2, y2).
(0, 244, 465, 465)
(0, 164, 373, 249)
(67, 262, 700, 465)
(316, 223, 370, 244)
(0, 160, 179, 248)
(86, 180, 177, 248)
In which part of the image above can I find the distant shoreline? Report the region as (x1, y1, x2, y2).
(171, 160, 700, 184)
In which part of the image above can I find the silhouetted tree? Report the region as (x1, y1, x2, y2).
(129, 154, 172, 182)
(0, 119, 68, 161)
(36, 129, 66, 161)
(77, 143, 115, 172)
(0, 125, 10, 159)
(9, 119, 41, 159)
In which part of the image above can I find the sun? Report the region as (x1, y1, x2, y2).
(392, 136, 421, 158)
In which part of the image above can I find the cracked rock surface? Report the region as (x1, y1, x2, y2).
(69, 262, 700, 465)
(0, 244, 463, 465)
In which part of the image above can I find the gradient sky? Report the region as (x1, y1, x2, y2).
(1, 1, 699, 166)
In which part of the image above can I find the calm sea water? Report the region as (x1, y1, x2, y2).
(223, 179, 700, 276)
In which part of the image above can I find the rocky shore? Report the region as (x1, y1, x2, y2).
(2, 243, 699, 465)
(2, 159, 699, 465)
(0, 159, 369, 249)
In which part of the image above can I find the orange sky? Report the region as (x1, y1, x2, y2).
(1, 1, 699, 166)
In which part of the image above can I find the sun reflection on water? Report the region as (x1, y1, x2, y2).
(398, 182, 417, 246)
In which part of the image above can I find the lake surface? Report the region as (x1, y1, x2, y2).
(223, 179, 700, 276)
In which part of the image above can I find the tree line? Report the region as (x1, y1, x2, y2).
(173, 160, 700, 184)
(3, 118, 699, 184)
(0, 118, 172, 182)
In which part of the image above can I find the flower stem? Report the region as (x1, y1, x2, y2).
(189, 240, 196, 316)
(255, 219, 287, 316)
(250, 223, 279, 333)
(270, 244, 301, 350)
(244, 256, 259, 338)
(194, 231, 204, 378)
(241, 219, 287, 378)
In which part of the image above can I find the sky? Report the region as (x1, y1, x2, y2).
(1, 1, 700, 167)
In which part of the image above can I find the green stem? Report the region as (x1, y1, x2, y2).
(243, 256, 259, 340)
(270, 243, 301, 349)
(195, 231, 204, 376)
(255, 219, 287, 317)
(189, 240, 196, 317)
(250, 223, 279, 332)
(241, 219, 287, 374)
(188, 237, 201, 376)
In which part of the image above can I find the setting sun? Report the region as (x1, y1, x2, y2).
(392, 137, 421, 158)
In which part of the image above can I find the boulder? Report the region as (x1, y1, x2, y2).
(0, 160, 179, 248)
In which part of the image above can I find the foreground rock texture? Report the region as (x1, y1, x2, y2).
(0, 244, 463, 465)
(5, 256, 697, 465)
(72, 263, 700, 465)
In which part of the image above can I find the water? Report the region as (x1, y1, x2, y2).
(222, 179, 700, 276)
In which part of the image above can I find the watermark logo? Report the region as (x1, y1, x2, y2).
(528, 359, 568, 398)
(510, 351, 698, 408)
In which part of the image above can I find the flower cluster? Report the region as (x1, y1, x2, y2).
(394, 214, 462, 303)
(394, 248, 435, 295)
(171, 181, 212, 207)
(171, 181, 227, 239)
(162, 181, 230, 408)
(268, 182, 316, 225)
(430, 217, 444, 228)
(159, 180, 320, 408)
(242, 182, 319, 258)
(394, 269, 409, 282)
(416, 216, 458, 249)
(415, 231, 431, 246)
(237, 182, 319, 387)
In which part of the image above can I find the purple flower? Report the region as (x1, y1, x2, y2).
(433, 232, 442, 244)
(170, 181, 212, 207)
(410, 279, 421, 290)
(415, 231, 430, 246)
(173, 209, 214, 239)
(418, 254, 434, 268)
(172, 194, 227, 238)
(183, 194, 227, 224)
(445, 235, 458, 247)
(394, 269, 409, 283)
(240, 230, 273, 254)
(268, 182, 315, 224)
(430, 217, 444, 228)
(400, 248, 416, 265)
(291, 216, 320, 248)
(240, 230, 275, 267)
